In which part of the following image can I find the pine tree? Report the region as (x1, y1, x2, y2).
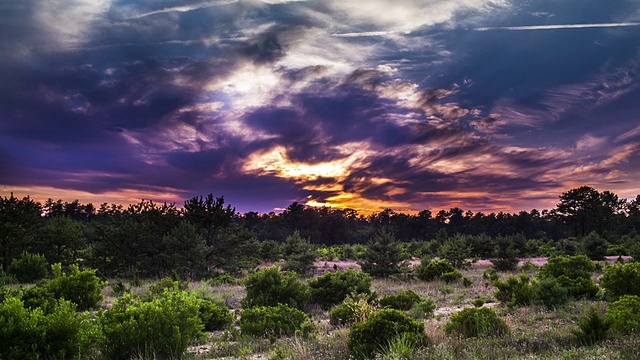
(359, 229, 408, 278)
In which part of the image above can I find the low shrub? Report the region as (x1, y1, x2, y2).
(348, 309, 429, 359)
(148, 277, 188, 296)
(0, 296, 98, 360)
(532, 276, 569, 309)
(539, 255, 596, 280)
(239, 304, 311, 338)
(408, 298, 437, 320)
(444, 307, 509, 338)
(46, 264, 106, 311)
(241, 267, 309, 310)
(209, 273, 238, 286)
(441, 270, 463, 283)
(556, 275, 599, 299)
(600, 262, 640, 300)
(329, 299, 375, 326)
(415, 259, 456, 281)
(379, 289, 423, 311)
(19, 285, 57, 313)
(100, 291, 203, 360)
(493, 273, 533, 307)
(572, 306, 609, 345)
(197, 299, 234, 331)
(308, 269, 371, 310)
(7, 252, 48, 283)
(606, 295, 640, 334)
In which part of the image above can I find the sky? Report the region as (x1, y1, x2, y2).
(1, 0, 640, 214)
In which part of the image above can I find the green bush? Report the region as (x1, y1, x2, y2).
(7, 252, 48, 283)
(606, 295, 640, 334)
(379, 289, 424, 311)
(308, 269, 371, 310)
(148, 277, 188, 296)
(240, 304, 310, 338)
(0, 296, 98, 360)
(493, 273, 533, 306)
(348, 309, 429, 359)
(539, 255, 596, 280)
(19, 285, 57, 313)
(600, 262, 640, 300)
(572, 307, 609, 345)
(197, 299, 234, 331)
(241, 267, 309, 310)
(408, 298, 437, 320)
(532, 276, 569, 309)
(556, 275, 599, 299)
(100, 291, 203, 360)
(415, 259, 456, 281)
(46, 264, 106, 311)
(329, 300, 375, 326)
(441, 270, 463, 283)
(209, 273, 238, 286)
(444, 307, 509, 338)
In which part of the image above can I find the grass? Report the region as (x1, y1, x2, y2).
(90, 263, 640, 359)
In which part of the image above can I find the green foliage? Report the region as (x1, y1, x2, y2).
(582, 231, 609, 261)
(45, 264, 106, 311)
(308, 268, 371, 310)
(281, 231, 317, 276)
(539, 255, 596, 280)
(148, 277, 188, 297)
(36, 216, 86, 267)
(556, 275, 599, 299)
(532, 276, 569, 309)
(444, 307, 509, 338)
(493, 273, 533, 306)
(441, 270, 463, 283)
(519, 260, 540, 272)
(20, 285, 57, 313)
(160, 221, 208, 279)
(359, 229, 408, 278)
(606, 295, 640, 334)
(572, 307, 609, 345)
(7, 252, 48, 283)
(0, 296, 98, 360)
(240, 304, 310, 338)
(348, 309, 429, 359)
(600, 262, 640, 300)
(100, 291, 203, 360)
(241, 267, 309, 310)
(329, 300, 375, 326)
(379, 289, 423, 311)
(439, 234, 472, 269)
(415, 259, 456, 281)
(408, 298, 437, 320)
(197, 298, 234, 331)
(209, 273, 238, 286)
(491, 235, 520, 271)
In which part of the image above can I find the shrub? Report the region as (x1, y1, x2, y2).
(46, 264, 106, 311)
(100, 291, 203, 360)
(209, 273, 238, 286)
(329, 300, 375, 326)
(19, 285, 57, 313)
(556, 275, 599, 299)
(606, 295, 640, 334)
(444, 307, 509, 338)
(348, 309, 429, 359)
(532, 276, 569, 309)
(441, 270, 463, 283)
(197, 299, 234, 331)
(539, 255, 596, 280)
(359, 230, 408, 278)
(241, 267, 309, 311)
(240, 304, 310, 338)
(0, 296, 97, 360)
(572, 307, 609, 345)
(281, 231, 317, 276)
(415, 259, 456, 281)
(582, 231, 609, 261)
(600, 262, 640, 300)
(308, 269, 371, 310)
(408, 298, 437, 320)
(379, 290, 424, 311)
(7, 252, 48, 283)
(148, 277, 188, 296)
(493, 273, 533, 306)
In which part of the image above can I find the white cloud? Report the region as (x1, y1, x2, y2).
(576, 134, 608, 151)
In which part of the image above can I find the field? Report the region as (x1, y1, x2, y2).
(90, 257, 640, 360)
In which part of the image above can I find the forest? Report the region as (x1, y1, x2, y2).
(2, 185, 640, 359)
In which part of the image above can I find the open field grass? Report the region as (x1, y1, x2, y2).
(93, 257, 640, 360)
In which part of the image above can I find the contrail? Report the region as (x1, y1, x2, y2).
(475, 22, 640, 31)
(128, 0, 238, 19)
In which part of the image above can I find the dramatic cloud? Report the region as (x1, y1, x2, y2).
(1, 0, 639, 214)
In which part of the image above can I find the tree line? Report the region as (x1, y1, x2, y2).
(1, 186, 639, 279)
